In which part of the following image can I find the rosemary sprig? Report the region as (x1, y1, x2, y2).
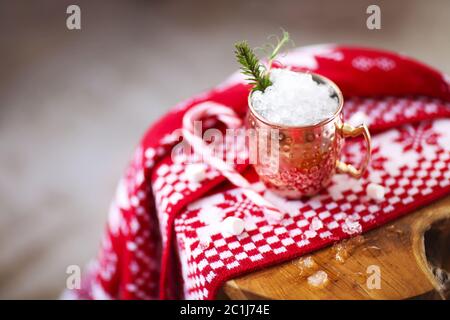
(234, 41, 272, 92)
(234, 30, 292, 92)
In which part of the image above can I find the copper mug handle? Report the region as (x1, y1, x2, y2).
(336, 123, 372, 178)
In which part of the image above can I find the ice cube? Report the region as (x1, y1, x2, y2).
(307, 270, 329, 287)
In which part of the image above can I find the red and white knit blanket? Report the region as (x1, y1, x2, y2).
(70, 45, 450, 300)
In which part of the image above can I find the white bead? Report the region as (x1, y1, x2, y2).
(366, 183, 385, 201)
(221, 217, 245, 236)
(348, 111, 369, 126)
(185, 163, 207, 182)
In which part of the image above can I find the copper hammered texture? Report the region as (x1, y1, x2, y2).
(247, 111, 344, 198)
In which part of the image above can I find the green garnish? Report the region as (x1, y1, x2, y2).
(267, 30, 290, 69)
(234, 41, 272, 92)
(234, 30, 291, 92)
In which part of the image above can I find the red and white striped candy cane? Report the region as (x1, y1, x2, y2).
(182, 101, 284, 221)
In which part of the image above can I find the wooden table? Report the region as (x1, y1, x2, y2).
(221, 195, 450, 300)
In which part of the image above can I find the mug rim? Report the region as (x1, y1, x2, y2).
(247, 71, 344, 129)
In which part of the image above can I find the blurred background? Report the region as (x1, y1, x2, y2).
(0, 0, 449, 299)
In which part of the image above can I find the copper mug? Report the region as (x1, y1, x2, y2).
(247, 72, 371, 199)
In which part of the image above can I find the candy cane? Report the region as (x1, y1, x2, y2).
(182, 101, 284, 222)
